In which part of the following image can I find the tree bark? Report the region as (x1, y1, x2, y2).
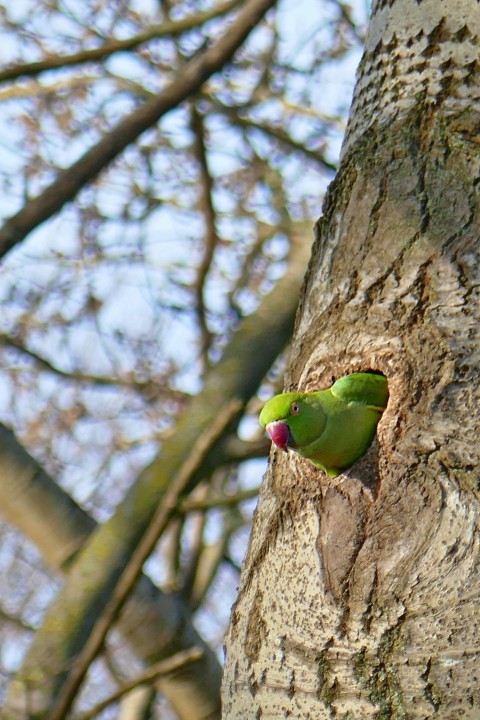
(222, 0, 480, 717)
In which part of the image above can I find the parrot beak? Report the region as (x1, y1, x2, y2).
(265, 421, 291, 451)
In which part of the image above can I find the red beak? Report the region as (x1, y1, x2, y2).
(265, 421, 291, 451)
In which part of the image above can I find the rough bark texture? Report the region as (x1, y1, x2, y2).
(222, 0, 480, 717)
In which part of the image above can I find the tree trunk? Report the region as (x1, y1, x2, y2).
(222, 0, 480, 717)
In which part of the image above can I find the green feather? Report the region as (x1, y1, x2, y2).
(259, 372, 388, 477)
(330, 372, 388, 410)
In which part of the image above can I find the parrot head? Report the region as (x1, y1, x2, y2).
(259, 392, 326, 452)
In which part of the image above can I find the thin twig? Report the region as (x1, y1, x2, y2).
(0, 606, 36, 633)
(0, 0, 241, 83)
(190, 106, 219, 366)
(208, 98, 337, 172)
(179, 484, 209, 601)
(179, 486, 260, 513)
(188, 509, 242, 611)
(75, 647, 203, 720)
(0, 334, 186, 402)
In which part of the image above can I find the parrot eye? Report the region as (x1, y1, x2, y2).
(290, 402, 300, 415)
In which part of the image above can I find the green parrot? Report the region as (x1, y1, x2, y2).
(259, 372, 388, 477)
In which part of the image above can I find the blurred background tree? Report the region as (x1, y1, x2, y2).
(0, 0, 366, 717)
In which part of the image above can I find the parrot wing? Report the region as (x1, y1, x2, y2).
(330, 372, 388, 411)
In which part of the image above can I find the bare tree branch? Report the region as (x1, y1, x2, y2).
(0, 420, 222, 720)
(5, 232, 309, 718)
(179, 486, 260, 513)
(191, 105, 219, 366)
(179, 484, 210, 602)
(75, 647, 204, 720)
(0, 333, 188, 403)
(0, 0, 278, 260)
(208, 97, 337, 171)
(0, 0, 242, 84)
(0, 605, 36, 634)
(188, 509, 242, 611)
(116, 687, 155, 720)
(48, 401, 242, 720)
